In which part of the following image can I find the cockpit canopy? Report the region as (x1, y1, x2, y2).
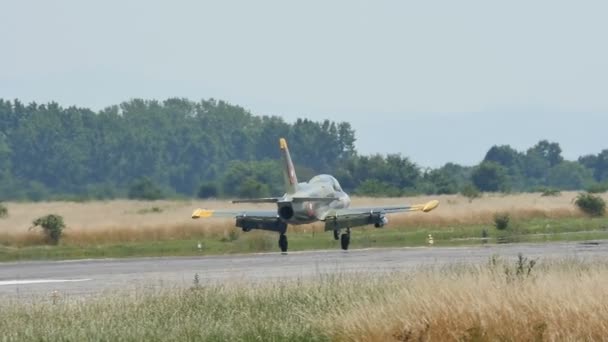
(309, 174, 343, 192)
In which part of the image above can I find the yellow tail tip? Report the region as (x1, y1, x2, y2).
(192, 208, 214, 219)
(279, 138, 288, 150)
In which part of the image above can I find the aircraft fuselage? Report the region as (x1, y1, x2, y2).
(277, 175, 351, 225)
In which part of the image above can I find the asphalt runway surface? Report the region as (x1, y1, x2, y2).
(1, 241, 607, 298)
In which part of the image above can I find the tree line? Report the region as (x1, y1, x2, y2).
(0, 98, 606, 201)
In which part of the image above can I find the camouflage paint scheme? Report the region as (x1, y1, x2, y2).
(192, 138, 438, 251)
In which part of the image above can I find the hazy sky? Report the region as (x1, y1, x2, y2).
(1, 0, 606, 167)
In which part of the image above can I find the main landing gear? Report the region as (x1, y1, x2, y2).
(279, 228, 350, 254)
(335, 228, 351, 250)
(279, 234, 288, 253)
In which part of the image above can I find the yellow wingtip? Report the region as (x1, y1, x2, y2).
(411, 200, 440, 213)
(422, 200, 439, 213)
(191, 208, 214, 219)
(279, 138, 288, 150)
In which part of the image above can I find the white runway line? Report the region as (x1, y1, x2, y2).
(0, 278, 91, 286)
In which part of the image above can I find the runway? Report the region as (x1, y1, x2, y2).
(1, 241, 607, 298)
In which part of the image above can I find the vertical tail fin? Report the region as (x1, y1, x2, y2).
(279, 138, 298, 194)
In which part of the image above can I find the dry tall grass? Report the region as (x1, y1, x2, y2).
(325, 260, 608, 341)
(2, 259, 608, 341)
(0, 192, 604, 246)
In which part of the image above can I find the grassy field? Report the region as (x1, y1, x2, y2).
(1, 192, 607, 261)
(2, 257, 608, 341)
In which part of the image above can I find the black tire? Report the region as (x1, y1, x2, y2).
(340, 233, 350, 250)
(279, 234, 288, 252)
(333, 230, 339, 240)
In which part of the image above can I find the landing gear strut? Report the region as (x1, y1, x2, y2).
(279, 234, 288, 253)
(333, 229, 340, 240)
(340, 228, 351, 250)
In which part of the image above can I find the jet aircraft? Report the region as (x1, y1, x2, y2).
(192, 138, 439, 252)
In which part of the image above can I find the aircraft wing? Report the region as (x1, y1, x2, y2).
(191, 208, 286, 233)
(320, 200, 439, 230)
(192, 208, 277, 219)
(231, 198, 281, 204)
(326, 200, 439, 217)
(332, 200, 439, 216)
(230, 196, 339, 204)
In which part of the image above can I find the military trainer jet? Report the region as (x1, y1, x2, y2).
(192, 138, 439, 252)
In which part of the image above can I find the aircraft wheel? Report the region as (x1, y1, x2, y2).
(340, 233, 350, 250)
(279, 234, 288, 253)
(333, 230, 339, 240)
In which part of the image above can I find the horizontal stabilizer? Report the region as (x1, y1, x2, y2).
(292, 197, 339, 202)
(231, 198, 281, 204)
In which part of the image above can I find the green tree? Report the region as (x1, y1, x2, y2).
(333, 169, 355, 192)
(546, 161, 593, 190)
(128, 177, 164, 200)
(437, 163, 472, 190)
(527, 140, 563, 167)
(579, 150, 608, 182)
(471, 162, 509, 192)
(422, 168, 458, 195)
(0, 98, 359, 200)
(461, 184, 481, 202)
(2, 98, 607, 200)
(31, 214, 65, 245)
(355, 179, 401, 197)
(341, 154, 420, 195)
(197, 182, 219, 199)
(484, 145, 526, 190)
(521, 140, 564, 185)
(0, 132, 11, 176)
(484, 145, 523, 169)
(25, 181, 51, 202)
(220, 160, 283, 197)
(0, 203, 7, 218)
(523, 150, 550, 180)
(586, 183, 608, 194)
(578, 154, 597, 171)
(0, 132, 18, 200)
(493, 212, 510, 230)
(575, 193, 606, 217)
(238, 178, 270, 198)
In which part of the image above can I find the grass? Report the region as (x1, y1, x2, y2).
(2, 258, 608, 341)
(1, 192, 608, 261)
(1, 216, 607, 262)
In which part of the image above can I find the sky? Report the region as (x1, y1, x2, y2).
(1, 0, 606, 167)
